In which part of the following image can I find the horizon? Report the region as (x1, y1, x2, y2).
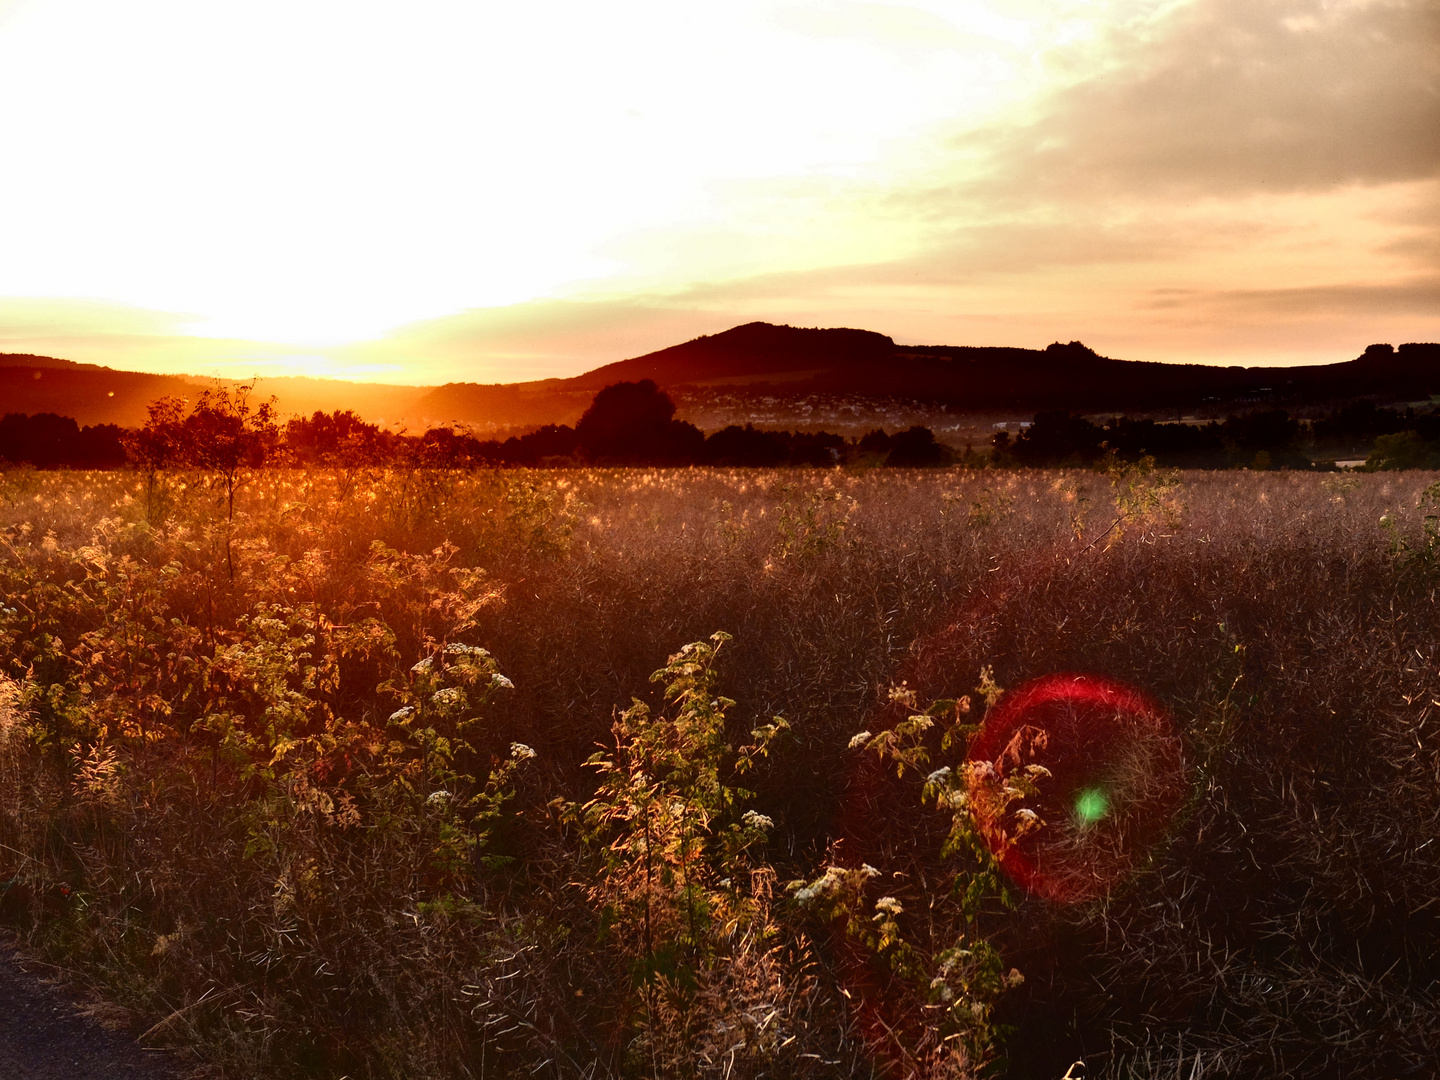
(1, 1, 1436, 384)
(6, 320, 1438, 394)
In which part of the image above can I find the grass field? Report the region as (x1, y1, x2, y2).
(2, 462, 1439, 1079)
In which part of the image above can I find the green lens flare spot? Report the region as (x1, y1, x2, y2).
(1075, 786, 1109, 825)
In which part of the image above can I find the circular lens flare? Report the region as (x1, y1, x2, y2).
(1074, 785, 1109, 825)
(966, 673, 1185, 903)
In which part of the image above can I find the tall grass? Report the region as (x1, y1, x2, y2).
(2, 463, 1438, 1078)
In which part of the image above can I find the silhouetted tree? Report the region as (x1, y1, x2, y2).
(122, 396, 189, 520)
(285, 409, 388, 465)
(1012, 412, 1105, 466)
(1365, 430, 1440, 471)
(0, 414, 125, 468)
(575, 380, 703, 464)
(857, 429, 892, 457)
(416, 427, 490, 467)
(182, 384, 279, 522)
(884, 426, 950, 467)
(1103, 416, 1227, 468)
(788, 430, 847, 466)
(990, 429, 1013, 461)
(0, 413, 77, 466)
(73, 423, 127, 467)
(499, 424, 579, 465)
(701, 425, 788, 466)
(1312, 401, 1409, 446)
(1220, 409, 1310, 469)
(124, 383, 278, 576)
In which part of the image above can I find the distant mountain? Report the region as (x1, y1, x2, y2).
(570, 322, 897, 388)
(5, 326, 1439, 432)
(1, 357, 198, 427)
(414, 323, 1440, 427)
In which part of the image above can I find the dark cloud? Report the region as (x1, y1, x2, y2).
(958, 0, 1440, 202)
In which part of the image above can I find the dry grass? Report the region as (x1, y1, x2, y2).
(1, 464, 1438, 1078)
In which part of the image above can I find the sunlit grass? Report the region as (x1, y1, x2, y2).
(2, 463, 1439, 1078)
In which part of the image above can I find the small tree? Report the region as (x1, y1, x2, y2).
(181, 382, 279, 522)
(125, 382, 278, 576)
(122, 395, 189, 523)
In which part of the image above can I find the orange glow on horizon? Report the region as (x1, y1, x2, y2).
(0, 0, 1434, 383)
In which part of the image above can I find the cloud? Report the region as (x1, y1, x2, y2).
(954, 0, 1440, 203)
(338, 300, 748, 384)
(1145, 278, 1440, 318)
(0, 297, 195, 344)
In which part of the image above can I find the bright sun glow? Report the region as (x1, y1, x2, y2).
(0, 0, 1435, 380)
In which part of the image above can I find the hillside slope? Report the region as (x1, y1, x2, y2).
(415, 324, 1440, 427)
(6, 327, 1439, 431)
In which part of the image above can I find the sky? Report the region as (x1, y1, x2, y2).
(0, 0, 1435, 384)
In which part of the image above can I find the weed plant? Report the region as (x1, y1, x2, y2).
(1, 463, 1439, 1078)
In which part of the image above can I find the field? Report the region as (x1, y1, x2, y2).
(2, 462, 1439, 1079)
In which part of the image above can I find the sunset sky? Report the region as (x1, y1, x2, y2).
(0, 0, 1435, 384)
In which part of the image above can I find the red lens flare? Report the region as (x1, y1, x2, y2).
(967, 673, 1185, 904)
(827, 672, 1185, 1073)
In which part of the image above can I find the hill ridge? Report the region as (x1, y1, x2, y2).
(5, 325, 1439, 430)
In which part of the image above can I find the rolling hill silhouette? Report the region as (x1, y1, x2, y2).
(6, 325, 1439, 431)
(414, 323, 1440, 426)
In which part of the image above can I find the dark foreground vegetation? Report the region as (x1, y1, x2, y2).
(3, 454, 1440, 1079)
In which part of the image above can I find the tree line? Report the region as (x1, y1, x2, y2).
(4, 377, 1440, 471)
(993, 404, 1440, 469)
(0, 412, 128, 468)
(297, 380, 957, 468)
(0, 379, 956, 470)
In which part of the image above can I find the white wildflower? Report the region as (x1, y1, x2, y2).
(444, 643, 490, 658)
(426, 790, 452, 807)
(792, 865, 846, 906)
(741, 810, 773, 831)
(490, 673, 515, 690)
(430, 687, 465, 710)
(509, 742, 536, 760)
(410, 656, 434, 675)
(848, 731, 872, 750)
(875, 896, 903, 917)
(387, 706, 415, 724)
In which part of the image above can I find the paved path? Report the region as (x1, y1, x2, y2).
(0, 938, 187, 1080)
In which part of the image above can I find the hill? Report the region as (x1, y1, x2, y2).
(6, 327, 1440, 432)
(414, 325, 1440, 429)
